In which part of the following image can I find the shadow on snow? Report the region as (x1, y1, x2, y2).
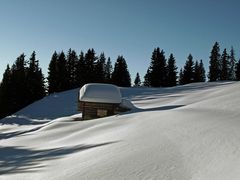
(0, 141, 118, 175)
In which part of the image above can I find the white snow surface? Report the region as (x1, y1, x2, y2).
(79, 83, 122, 104)
(1, 81, 240, 180)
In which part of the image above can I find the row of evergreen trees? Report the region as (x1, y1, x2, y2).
(179, 54, 206, 85)
(143, 48, 206, 87)
(144, 48, 178, 87)
(47, 48, 131, 94)
(1, 42, 240, 119)
(0, 49, 132, 118)
(0, 52, 45, 118)
(209, 42, 240, 81)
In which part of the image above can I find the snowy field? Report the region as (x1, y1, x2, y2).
(1, 81, 240, 180)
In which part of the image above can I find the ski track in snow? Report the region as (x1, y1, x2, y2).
(1, 81, 240, 180)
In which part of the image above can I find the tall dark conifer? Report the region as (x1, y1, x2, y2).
(199, 60, 206, 82)
(235, 59, 240, 81)
(111, 56, 131, 87)
(182, 54, 195, 84)
(105, 57, 112, 83)
(179, 68, 184, 85)
(134, 72, 141, 87)
(229, 47, 236, 80)
(95, 53, 106, 83)
(193, 60, 206, 82)
(144, 68, 151, 87)
(11, 54, 28, 111)
(166, 53, 177, 87)
(220, 48, 229, 81)
(145, 47, 167, 87)
(85, 48, 97, 83)
(0, 65, 12, 118)
(56, 51, 68, 92)
(66, 49, 78, 89)
(208, 42, 221, 81)
(76, 51, 86, 87)
(194, 60, 200, 82)
(26, 51, 45, 103)
(48, 51, 58, 94)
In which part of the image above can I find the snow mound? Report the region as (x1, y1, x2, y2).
(1, 81, 240, 180)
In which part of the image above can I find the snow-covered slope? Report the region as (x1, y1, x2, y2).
(1, 82, 240, 180)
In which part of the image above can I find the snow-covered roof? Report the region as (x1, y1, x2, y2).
(79, 83, 122, 104)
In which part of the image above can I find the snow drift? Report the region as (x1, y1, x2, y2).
(1, 81, 240, 180)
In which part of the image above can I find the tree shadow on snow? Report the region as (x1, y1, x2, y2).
(0, 141, 117, 175)
(0, 126, 44, 140)
(140, 105, 185, 112)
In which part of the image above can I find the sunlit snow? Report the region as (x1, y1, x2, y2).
(1, 81, 240, 180)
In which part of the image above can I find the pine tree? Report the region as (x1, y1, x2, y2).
(194, 60, 200, 82)
(85, 48, 97, 83)
(76, 51, 86, 87)
(208, 42, 221, 81)
(235, 59, 240, 81)
(0, 65, 12, 118)
(199, 60, 206, 82)
(48, 51, 58, 94)
(56, 51, 68, 92)
(229, 47, 236, 80)
(66, 49, 78, 89)
(220, 48, 229, 81)
(166, 53, 177, 87)
(143, 68, 151, 87)
(182, 54, 195, 84)
(179, 68, 184, 85)
(26, 51, 46, 104)
(95, 53, 106, 83)
(105, 57, 112, 83)
(134, 72, 141, 86)
(111, 56, 131, 87)
(145, 47, 167, 87)
(11, 54, 29, 111)
(0, 53, 45, 119)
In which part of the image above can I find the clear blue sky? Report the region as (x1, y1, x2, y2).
(0, 0, 240, 81)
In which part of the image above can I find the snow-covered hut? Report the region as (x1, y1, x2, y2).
(78, 83, 128, 120)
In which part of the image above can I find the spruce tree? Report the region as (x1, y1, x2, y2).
(199, 60, 206, 82)
(208, 42, 221, 81)
(220, 48, 229, 81)
(166, 53, 177, 87)
(146, 47, 167, 87)
(0, 65, 12, 118)
(235, 59, 240, 81)
(229, 47, 236, 80)
(111, 56, 131, 87)
(105, 57, 112, 83)
(179, 68, 184, 85)
(0, 53, 45, 119)
(26, 51, 46, 104)
(85, 48, 97, 83)
(48, 51, 58, 94)
(95, 53, 106, 83)
(76, 51, 86, 87)
(182, 54, 195, 84)
(56, 51, 68, 92)
(143, 68, 151, 87)
(134, 72, 141, 87)
(11, 54, 28, 111)
(194, 60, 200, 82)
(66, 49, 78, 89)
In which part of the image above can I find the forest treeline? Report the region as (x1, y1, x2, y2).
(0, 42, 240, 119)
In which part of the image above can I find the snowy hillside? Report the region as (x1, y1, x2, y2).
(1, 82, 240, 180)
